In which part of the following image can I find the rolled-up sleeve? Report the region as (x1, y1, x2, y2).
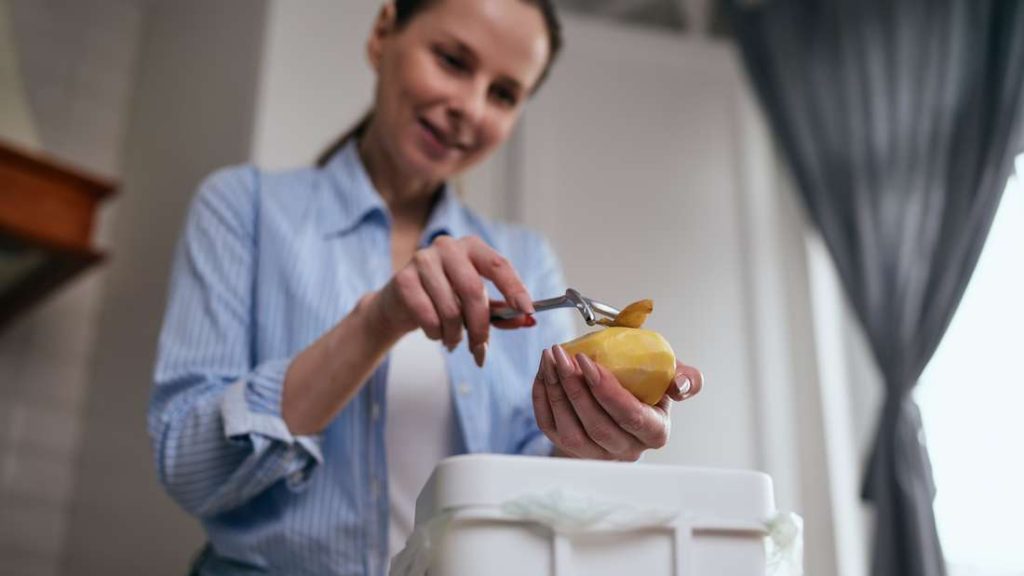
(149, 167, 322, 518)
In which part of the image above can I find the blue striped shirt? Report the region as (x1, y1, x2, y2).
(149, 140, 574, 575)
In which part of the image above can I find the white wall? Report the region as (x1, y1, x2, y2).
(252, 0, 378, 169)
(59, 2, 268, 574)
(9, 0, 142, 177)
(0, 1, 144, 574)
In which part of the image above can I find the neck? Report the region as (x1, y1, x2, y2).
(358, 121, 439, 227)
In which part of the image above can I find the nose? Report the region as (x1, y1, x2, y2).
(448, 80, 488, 129)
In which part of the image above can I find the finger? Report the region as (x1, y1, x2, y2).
(490, 300, 537, 330)
(588, 361, 670, 449)
(654, 393, 673, 419)
(548, 346, 611, 459)
(393, 267, 443, 341)
(672, 362, 704, 401)
(414, 249, 463, 351)
(666, 363, 689, 402)
(532, 352, 557, 440)
(436, 238, 490, 365)
(571, 353, 646, 459)
(463, 238, 534, 314)
(492, 315, 535, 330)
(652, 394, 673, 444)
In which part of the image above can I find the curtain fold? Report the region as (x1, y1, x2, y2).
(729, 1, 1024, 575)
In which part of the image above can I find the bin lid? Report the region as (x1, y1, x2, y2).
(415, 454, 774, 525)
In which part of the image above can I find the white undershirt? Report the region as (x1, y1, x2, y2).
(386, 329, 457, 560)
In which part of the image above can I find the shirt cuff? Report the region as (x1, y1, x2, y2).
(220, 362, 325, 468)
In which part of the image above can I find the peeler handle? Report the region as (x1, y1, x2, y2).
(490, 289, 616, 326)
(489, 294, 572, 323)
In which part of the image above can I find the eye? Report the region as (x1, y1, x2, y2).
(435, 47, 469, 73)
(490, 85, 520, 108)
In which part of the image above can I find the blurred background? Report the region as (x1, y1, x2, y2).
(0, 1, 1021, 575)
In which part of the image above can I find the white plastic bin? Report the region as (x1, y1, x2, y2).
(391, 454, 798, 576)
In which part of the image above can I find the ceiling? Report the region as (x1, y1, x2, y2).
(556, 0, 688, 31)
(554, 0, 732, 36)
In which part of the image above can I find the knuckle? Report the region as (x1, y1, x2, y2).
(438, 303, 462, 324)
(394, 267, 412, 286)
(532, 383, 546, 404)
(535, 419, 555, 438)
(559, 433, 585, 453)
(623, 449, 644, 462)
(586, 425, 617, 450)
(545, 383, 569, 406)
(489, 254, 512, 272)
(547, 392, 570, 412)
(564, 383, 590, 405)
(437, 237, 461, 257)
(649, 424, 669, 448)
(621, 409, 647, 437)
(421, 318, 442, 338)
(412, 249, 433, 268)
(395, 268, 419, 293)
(460, 277, 486, 301)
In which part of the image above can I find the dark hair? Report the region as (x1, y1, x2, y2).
(315, 0, 563, 167)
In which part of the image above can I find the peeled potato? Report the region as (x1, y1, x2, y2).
(561, 327, 676, 405)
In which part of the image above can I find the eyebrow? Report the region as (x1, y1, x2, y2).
(442, 36, 526, 94)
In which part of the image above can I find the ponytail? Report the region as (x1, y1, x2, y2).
(315, 111, 372, 167)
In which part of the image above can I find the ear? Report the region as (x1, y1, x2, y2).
(367, 2, 398, 72)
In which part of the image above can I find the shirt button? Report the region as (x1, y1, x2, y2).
(458, 382, 471, 395)
(371, 403, 381, 421)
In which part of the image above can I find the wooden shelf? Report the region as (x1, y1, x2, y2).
(0, 139, 116, 329)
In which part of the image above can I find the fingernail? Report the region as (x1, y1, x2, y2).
(577, 354, 599, 387)
(552, 345, 573, 377)
(514, 293, 535, 314)
(524, 314, 536, 327)
(676, 377, 692, 396)
(542, 349, 558, 385)
(446, 341, 457, 353)
(472, 342, 488, 368)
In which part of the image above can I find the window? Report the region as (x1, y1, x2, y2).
(917, 154, 1024, 576)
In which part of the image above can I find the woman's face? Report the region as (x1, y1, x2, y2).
(367, 0, 550, 183)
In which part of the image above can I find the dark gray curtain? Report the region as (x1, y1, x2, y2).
(728, 1, 1024, 575)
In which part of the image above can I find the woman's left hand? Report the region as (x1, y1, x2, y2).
(532, 345, 703, 461)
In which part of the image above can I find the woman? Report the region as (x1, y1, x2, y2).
(150, 1, 704, 574)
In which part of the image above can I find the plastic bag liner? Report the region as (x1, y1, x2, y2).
(390, 488, 803, 576)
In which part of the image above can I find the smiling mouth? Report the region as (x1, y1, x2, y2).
(419, 118, 469, 152)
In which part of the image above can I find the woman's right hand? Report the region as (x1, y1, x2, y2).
(368, 235, 536, 366)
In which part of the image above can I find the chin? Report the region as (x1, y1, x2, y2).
(407, 156, 454, 183)
(399, 144, 461, 183)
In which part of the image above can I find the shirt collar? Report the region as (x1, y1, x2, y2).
(420, 181, 468, 246)
(320, 139, 482, 246)
(320, 139, 387, 236)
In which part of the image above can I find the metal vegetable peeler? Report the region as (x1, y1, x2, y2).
(489, 288, 621, 326)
